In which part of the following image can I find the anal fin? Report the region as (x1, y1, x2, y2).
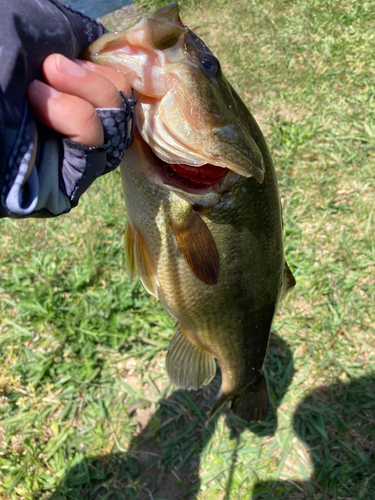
(166, 328, 216, 390)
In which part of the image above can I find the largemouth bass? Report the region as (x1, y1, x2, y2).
(86, 3, 295, 421)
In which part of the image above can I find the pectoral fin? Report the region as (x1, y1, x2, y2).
(124, 222, 158, 297)
(170, 208, 220, 285)
(166, 328, 216, 390)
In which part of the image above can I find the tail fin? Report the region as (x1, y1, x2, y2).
(230, 377, 269, 422)
(208, 389, 231, 421)
(208, 376, 269, 423)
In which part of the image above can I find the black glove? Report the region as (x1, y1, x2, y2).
(0, 0, 135, 218)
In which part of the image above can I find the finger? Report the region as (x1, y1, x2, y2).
(43, 54, 124, 109)
(27, 80, 104, 146)
(74, 59, 132, 96)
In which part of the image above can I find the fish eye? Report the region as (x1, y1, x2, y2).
(199, 52, 219, 75)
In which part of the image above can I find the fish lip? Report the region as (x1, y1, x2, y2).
(127, 132, 240, 205)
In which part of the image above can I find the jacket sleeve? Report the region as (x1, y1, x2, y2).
(0, 0, 135, 218)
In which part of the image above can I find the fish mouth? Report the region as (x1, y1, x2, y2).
(158, 161, 230, 193)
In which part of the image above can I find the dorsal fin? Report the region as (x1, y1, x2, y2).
(170, 207, 220, 285)
(284, 261, 296, 290)
(279, 261, 296, 301)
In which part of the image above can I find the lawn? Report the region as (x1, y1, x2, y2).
(0, 0, 374, 498)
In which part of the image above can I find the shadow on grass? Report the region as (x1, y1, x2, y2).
(48, 333, 293, 499)
(252, 374, 375, 500)
(47, 335, 375, 500)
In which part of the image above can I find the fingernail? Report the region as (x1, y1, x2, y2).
(56, 54, 87, 77)
(31, 80, 61, 98)
(74, 59, 97, 71)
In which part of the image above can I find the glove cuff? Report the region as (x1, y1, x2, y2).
(61, 89, 137, 205)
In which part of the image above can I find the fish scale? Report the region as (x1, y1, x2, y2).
(119, 132, 286, 419)
(85, 2, 295, 421)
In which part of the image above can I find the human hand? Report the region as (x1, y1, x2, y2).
(27, 54, 132, 147)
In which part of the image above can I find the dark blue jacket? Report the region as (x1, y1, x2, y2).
(0, 0, 135, 218)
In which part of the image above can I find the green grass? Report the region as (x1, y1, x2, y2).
(1, 0, 374, 498)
